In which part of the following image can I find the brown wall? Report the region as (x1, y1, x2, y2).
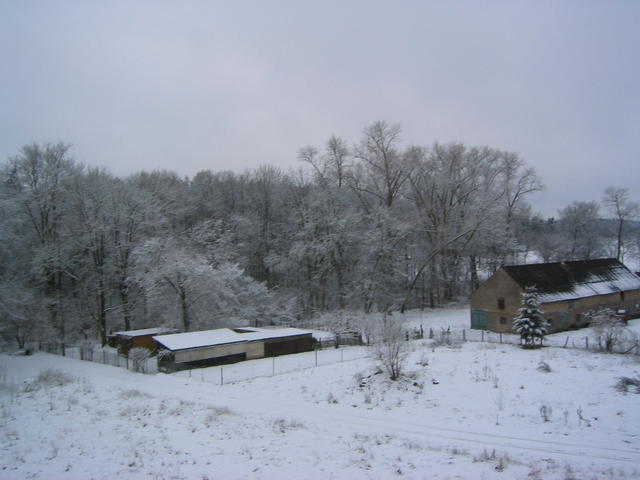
(470, 269, 523, 333)
(541, 289, 640, 333)
(117, 335, 160, 355)
(264, 335, 314, 356)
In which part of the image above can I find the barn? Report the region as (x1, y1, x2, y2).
(108, 327, 177, 356)
(470, 258, 640, 333)
(153, 327, 314, 372)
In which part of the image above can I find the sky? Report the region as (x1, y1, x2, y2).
(1, 0, 639, 218)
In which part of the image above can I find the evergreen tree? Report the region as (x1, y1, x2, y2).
(512, 287, 547, 347)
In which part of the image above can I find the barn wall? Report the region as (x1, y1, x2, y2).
(470, 269, 523, 332)
(174, 341, 264, 364)
(542, 289, 640, 332)
(263, 335, 314, 356)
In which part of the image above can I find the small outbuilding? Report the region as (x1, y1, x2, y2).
(108, 327, 177, 356)
(153, 327, 314, 371)
(470, 258, 640, 333)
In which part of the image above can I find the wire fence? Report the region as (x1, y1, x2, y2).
(171, 345, 370, 385)
(25, 342, 158, 374)
(422, 326, 640, 355)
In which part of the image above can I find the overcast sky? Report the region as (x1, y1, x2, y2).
(1, 0, 638, 217)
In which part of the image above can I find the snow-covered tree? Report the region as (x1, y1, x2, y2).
(371, 313, 410, 380)
(512, 288, 548, 347)
(586, 307, 631, 353)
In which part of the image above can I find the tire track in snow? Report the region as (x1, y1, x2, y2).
(214, 393, 640, 466)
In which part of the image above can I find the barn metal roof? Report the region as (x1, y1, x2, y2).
(502, 258, 640, 303)
(153, 327, 312, 351)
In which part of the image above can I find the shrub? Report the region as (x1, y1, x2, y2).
(615, 376, 640, 394)
(537, 361, 552, 373)
(129, 348, 150, 373)
(371, 314, 410, 381)
(24, 368, 74, 391)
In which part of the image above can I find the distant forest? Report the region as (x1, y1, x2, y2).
(1, 121, 638, 347)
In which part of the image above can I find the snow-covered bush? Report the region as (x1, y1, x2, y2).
(129, 348, 150, 373)
(537, 361, 552, 373)
(585, 307, 630, 353)
(22, 368, 74, 393)
(371, 314, 410, 381)
(512, 288, 547, 348)
(614, 376, 640, 394)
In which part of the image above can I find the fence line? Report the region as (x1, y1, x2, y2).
(26, 342, 158, 374)
(424, 326, 640, 355)
(173, 345, 370, 386)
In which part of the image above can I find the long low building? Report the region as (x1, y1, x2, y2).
(470, 258, 640, 333)
(153, 327, 314, 371)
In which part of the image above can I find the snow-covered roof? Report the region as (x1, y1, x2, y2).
(503, 258, 640, 303)
(153, 327, 312, 351)
(112, 327, 176, 338)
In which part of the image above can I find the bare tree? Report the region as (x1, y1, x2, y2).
(371, 313, 410, 381)
(603, 187, 639, 260)
(351, 121, 413, 208)
(557, 201, 603, 260)
(586, 307, 632, 353)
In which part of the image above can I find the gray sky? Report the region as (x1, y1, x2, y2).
(1, 0, 639, 217)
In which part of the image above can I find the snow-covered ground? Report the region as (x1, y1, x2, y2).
(2, 307, 640, 479)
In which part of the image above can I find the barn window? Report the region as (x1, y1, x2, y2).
(499, 316, 507, 325)
(497, 297, 505, 310)
(620, 291, 625, 302)
(575, 313, 581, 323)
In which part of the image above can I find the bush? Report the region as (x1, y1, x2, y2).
(371, 314, 410, 381)
(129, 348, 150, 373)
(537, 361, 552, 373)
(24, 368, 74, 392)
(615, 376, 640, 394)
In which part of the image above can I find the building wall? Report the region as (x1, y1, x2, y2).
(263, 335, 314, 356)
(541, 289, 640, 333)
(174, 340, 264, 364)
(116, 334, 160, 356)
(470, 269, 523, 333)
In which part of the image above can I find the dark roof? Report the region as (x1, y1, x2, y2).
(502, 258, 640, 303)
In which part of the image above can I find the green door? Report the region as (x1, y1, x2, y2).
(561, 312, 569, 329)
(471, 310, 487, 329)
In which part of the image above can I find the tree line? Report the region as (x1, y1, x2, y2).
(0, 121, 637, 347)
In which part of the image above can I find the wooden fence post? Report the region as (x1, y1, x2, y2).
(499, 333, 503, 344)
(220, 367, 223, 386)
(462, 329, 466, 342)
(481, 330, 484, 342)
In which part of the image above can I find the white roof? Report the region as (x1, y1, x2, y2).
(538, 274, 640, 303)
(153, 327, 312, 351)
(112, 327, 175, 338)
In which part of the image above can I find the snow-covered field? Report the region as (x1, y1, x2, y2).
(2, 307, 640, 479)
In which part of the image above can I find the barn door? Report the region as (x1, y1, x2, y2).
(561, 312, 569, 329)
(471, 310, 487, 329)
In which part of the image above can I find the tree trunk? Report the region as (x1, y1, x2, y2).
(179, 284, 190, 332)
